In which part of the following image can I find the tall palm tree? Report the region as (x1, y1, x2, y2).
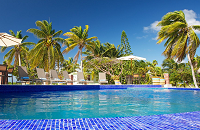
(157, 10, 200, 88)
(1, 30, 35, 67)
(27, 20, 64, 72)
(63, 25, 97, 72)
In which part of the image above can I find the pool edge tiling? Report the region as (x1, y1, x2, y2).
(0, 84, 162, 92)
(1, 111, 200, 130)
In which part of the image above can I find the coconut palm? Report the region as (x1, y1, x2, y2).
(103, 42, 123, 58)
(0, 30, 35, 67)
(63, 25, 97, 72)
(27, 20, 64, 72)
(83, 40, 105, 59)
(157, 10, 200, 88)
(61, 57, 79, 73)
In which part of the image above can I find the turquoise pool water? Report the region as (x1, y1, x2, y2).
(0, 88, 200, 119)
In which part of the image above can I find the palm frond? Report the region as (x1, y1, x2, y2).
(52, 30, 63, 37)
(9, 30, 15, 37)
(27, 28, 47, 38)
(62, 43, 78, 54)
(35, 20, 48, 34)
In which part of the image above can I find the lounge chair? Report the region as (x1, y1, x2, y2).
(62, 71, 73, 83)
(99, 72, 108, 84)
(50, 69, 67, 84)
(17, 66, 33, 84)
(36, 68, 50, 84)
(77, 72, 93, 84)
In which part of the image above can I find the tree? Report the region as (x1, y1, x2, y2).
(103, 42, 123, 58)
(61, 57, 79, 73)
(63, 25, 97, 72)
(1, 30, 35, 67)
(85, 57, 123, 83)
(121, 30, 132, 56)
(27, 20, 64, 72)
(83, 40, 106, 60)
(157, 10, 200, 88)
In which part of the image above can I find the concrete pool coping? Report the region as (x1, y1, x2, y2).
(0, 111, 200, 129)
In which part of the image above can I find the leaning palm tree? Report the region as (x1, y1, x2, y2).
(63, 25, 97, 72)
(0, 30, 35, 67)
(27, 20, 64, 72)
(157, 10, 200, 88)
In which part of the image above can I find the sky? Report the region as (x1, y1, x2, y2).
(1, 0, 200, 67)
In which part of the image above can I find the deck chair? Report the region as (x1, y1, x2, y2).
(77, 72, 93, 84)
(17, 66, 33, 84)
(50, 70, 67, 84)
(36, 68, 50, 84)
(62, 71, 73, 83)
(99, 72, 108, 84)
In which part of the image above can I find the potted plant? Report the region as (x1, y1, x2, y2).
(112, 75, 120, 85)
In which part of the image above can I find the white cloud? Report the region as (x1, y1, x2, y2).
(144, 21, 161, 32)
(152, 36, 158, 40)
(183, 9, 200, 34)
(136, 35, 148, 39)
(144, 9, 200, 34)
(175, 59, 187, 64)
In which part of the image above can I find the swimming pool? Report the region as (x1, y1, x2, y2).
(0, 88, 200, 120)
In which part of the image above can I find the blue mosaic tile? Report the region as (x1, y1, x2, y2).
(1, 111, 200, 129)
(0, 85, 165, 93)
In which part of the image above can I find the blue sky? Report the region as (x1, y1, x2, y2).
(1, 0, 200, 67)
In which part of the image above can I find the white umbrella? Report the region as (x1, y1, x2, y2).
(117, 55, 146, 79)
(117, 55, 146, 61)
(117, 55, 146, 67)
(0, 33, 22, 65)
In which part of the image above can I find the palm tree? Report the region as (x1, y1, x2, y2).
(63, 25, 97, 72)
(0, 30, 35, 67)
(103, 42, 123, 58)
(83, 40, 105, 59)
(157, 10, 200, 88)
(61, 57, 79, 73)
(27, 20, 64, 72)
(162, 59, 178, 73)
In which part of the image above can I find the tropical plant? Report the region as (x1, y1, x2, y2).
(0, 30, 35, 67)
(83, 40, 106, 59)
(85, 57, 122, 83)
(121, 30, 133, 56)
(63, 25, 97, 72)
(103, 42, 123, 58)
(61, 57, 79, 73)
(157, 10, 200, 88)
(27, 20, 64, 72)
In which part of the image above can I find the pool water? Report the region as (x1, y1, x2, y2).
(0, 88, 200, 119)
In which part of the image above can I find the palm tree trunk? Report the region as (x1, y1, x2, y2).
(48, 48, 51, 77)
(80, 49, 83, 72)
(18, 50, 21, 66)
(187, 53, 198, 88)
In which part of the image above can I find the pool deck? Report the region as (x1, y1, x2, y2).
(1, 111, 200, 129)
(0, 85, 200, 129)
